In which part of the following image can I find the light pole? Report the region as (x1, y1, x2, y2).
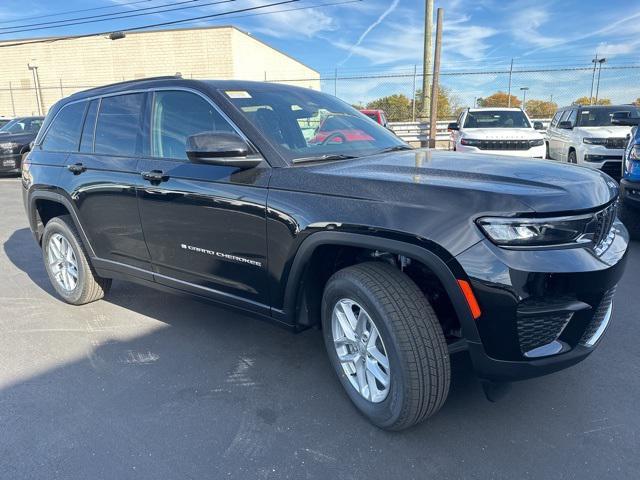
(520, 87, 529, 111)
(27, 61, 43, 115)
(589, 54, 599, 104)
(594, 58, 606, 104)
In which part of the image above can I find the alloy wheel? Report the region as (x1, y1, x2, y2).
(47, 233, 79, 292)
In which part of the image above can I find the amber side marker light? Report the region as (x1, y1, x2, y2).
(457, 279, 481, 320)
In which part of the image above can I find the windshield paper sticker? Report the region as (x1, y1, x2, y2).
(225, 90, 252, 99)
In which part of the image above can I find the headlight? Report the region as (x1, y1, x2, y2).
(583, 138, 608, 145)
(460, 138, 480, 146)
(0, 142, 19, 151)
(477, 214, 596, 247)
(529, 139, 544, 147)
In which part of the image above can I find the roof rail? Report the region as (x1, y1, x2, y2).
(72, 75, 183, 96)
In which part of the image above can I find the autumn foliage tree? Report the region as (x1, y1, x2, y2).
(573, 97, 612, 105)
(524, 99, 558, 117)
(476, 91, 521, 108)
(634, 98, 640, 106)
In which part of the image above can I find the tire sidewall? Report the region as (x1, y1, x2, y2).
(322, 272, 409, 429)
(42, 219, 86, 304)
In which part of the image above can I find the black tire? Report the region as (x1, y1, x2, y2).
(619, 201, 640, 240)
(42, 215, 111, 305)
(568, 149, 577, 164)
(545, 142, 551, 159)
(321, 262, 450, 431)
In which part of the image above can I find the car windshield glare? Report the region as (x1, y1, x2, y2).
(577, 107, 640, 127)
(220, 86, 407, 162)
(463, 110, 531, 129)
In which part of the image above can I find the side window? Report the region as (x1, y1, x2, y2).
(550, 111, 562, 128)
(559, 110, 572, 123)
(151, 90, 235, 160)
(94, 93, 144, 156)
(566, 109, 578, 126)
(41, 102, 87, 152)
(79, 100, 99, 153)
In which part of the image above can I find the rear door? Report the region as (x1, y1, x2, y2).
(63, 92, 152, 275)
(136, 89, 271, 313)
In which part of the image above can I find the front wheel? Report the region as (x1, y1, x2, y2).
(321, 262, 450, 430)
(568, 149, 577, 164)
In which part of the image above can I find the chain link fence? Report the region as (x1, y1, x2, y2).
(2, 65, 640, 121)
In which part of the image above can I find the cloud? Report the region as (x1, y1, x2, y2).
(507, 8, 562, 48)
(338, 0, 400, 66)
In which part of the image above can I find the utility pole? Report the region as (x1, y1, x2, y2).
(589, 54, 598, 104)
(421, 0, 434, 117)
(412, 64, 418, 122)
(595, 58, 606, 103)
(428, 7, 443, 149)
(507, 58, 514, 107)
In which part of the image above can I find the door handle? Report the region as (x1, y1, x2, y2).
(67, 163, 87, 175)
(141, 170, 169, 183)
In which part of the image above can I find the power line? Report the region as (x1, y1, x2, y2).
(0, 0, 157, 25)
(0, 0, 227, 35)
(0, 0, 300, 48)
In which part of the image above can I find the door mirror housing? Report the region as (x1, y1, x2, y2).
(611, 111, 640, 126)
(186, 132, 261, 169)
(447, 122, 460, 131)
(533, 121, 544, 130)
(558, 121, 573, 130)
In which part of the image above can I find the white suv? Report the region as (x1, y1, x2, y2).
(545, 105, 640, 179)
(449, 108, 546, 158)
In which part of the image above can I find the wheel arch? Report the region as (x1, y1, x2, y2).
(280, 231, 480, 342)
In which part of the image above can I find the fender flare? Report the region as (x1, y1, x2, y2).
(281, 231, 480, 342)
(28, 189, 96, 257)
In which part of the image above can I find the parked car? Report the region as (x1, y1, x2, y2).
(311, 113, 376, 144)
(612, 110, 640, 239)
(0, 116, 44, 175)
(545, 104, 640, 180)
(448, 108, 546, 157)
(0, 116, 12, 129)
(360, 109, 389, 127)
(23, 78, 628, 430)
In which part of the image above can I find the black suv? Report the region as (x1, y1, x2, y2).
(0, 116, 44, 174)
(22, 77, 629, 430)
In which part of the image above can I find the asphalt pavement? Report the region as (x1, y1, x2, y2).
(0, 176, 638, 479)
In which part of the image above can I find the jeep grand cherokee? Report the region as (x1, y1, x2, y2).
(22, 77, 629, 430)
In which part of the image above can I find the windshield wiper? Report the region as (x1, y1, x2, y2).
(374, 145, 413, 154)
(293, 154, 358, 164)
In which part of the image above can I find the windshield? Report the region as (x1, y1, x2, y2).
(577, 107, 640, 127)
(0, 117, 43, 134)
(221, 86, 408, 162)
(463, 110, 531, 129)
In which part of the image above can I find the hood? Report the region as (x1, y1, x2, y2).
(0, 131, 36, 145)
(275, 149, 618, 215)
(576, 126, 632, 137)
(461, 128, 543, 140)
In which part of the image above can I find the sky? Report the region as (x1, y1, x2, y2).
(1, 0, 640, 107)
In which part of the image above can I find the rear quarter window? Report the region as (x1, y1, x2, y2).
(41, 102, 87, 152)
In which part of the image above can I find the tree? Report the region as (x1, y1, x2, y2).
(476, 91, 521, 108)
(414, 86, 459, 119)
(634, 98, 640, 106)
(574, 96, 612, 105)
(366, 94, 412, 122)
(524, 99, 558, 118)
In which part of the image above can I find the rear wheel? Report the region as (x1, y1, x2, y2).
(321, 262, 450, 430)
(568, 149, 577, 164)
(42, 215, 111, 305)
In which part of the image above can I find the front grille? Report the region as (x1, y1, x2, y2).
(605, 138, 627, 149)
(476, 139, 534, 151)
(580, 287, 616, 344)
(592, 202, 617, 255)
(516, 302, 574, 355)
(600, 161, 622, 181)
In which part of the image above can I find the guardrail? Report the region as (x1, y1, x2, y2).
(389, 119, 552, 147)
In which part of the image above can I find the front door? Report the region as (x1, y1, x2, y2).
(136, 89, 271, 313)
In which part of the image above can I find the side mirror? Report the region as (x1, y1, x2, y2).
(186, 132, 261, 169)
(533, 121, 544, 130)
(611, 111, 640, 126)
(447, 122, 459, 131)
(558, 121, 573, 130)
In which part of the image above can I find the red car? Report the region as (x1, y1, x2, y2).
(360, 109, 389, 127)
(311, 115, 375, 144)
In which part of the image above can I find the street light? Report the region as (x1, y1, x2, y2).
(520, 87, 529, 111)
(27, 61, 43, 116)
(594, 58, 607, 104)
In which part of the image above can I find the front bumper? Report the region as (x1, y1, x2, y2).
(0, 153, 21, 174)
(456, 144, 546, 158)
(621, 178, 640, 208)
(454, 218, 629, 381)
